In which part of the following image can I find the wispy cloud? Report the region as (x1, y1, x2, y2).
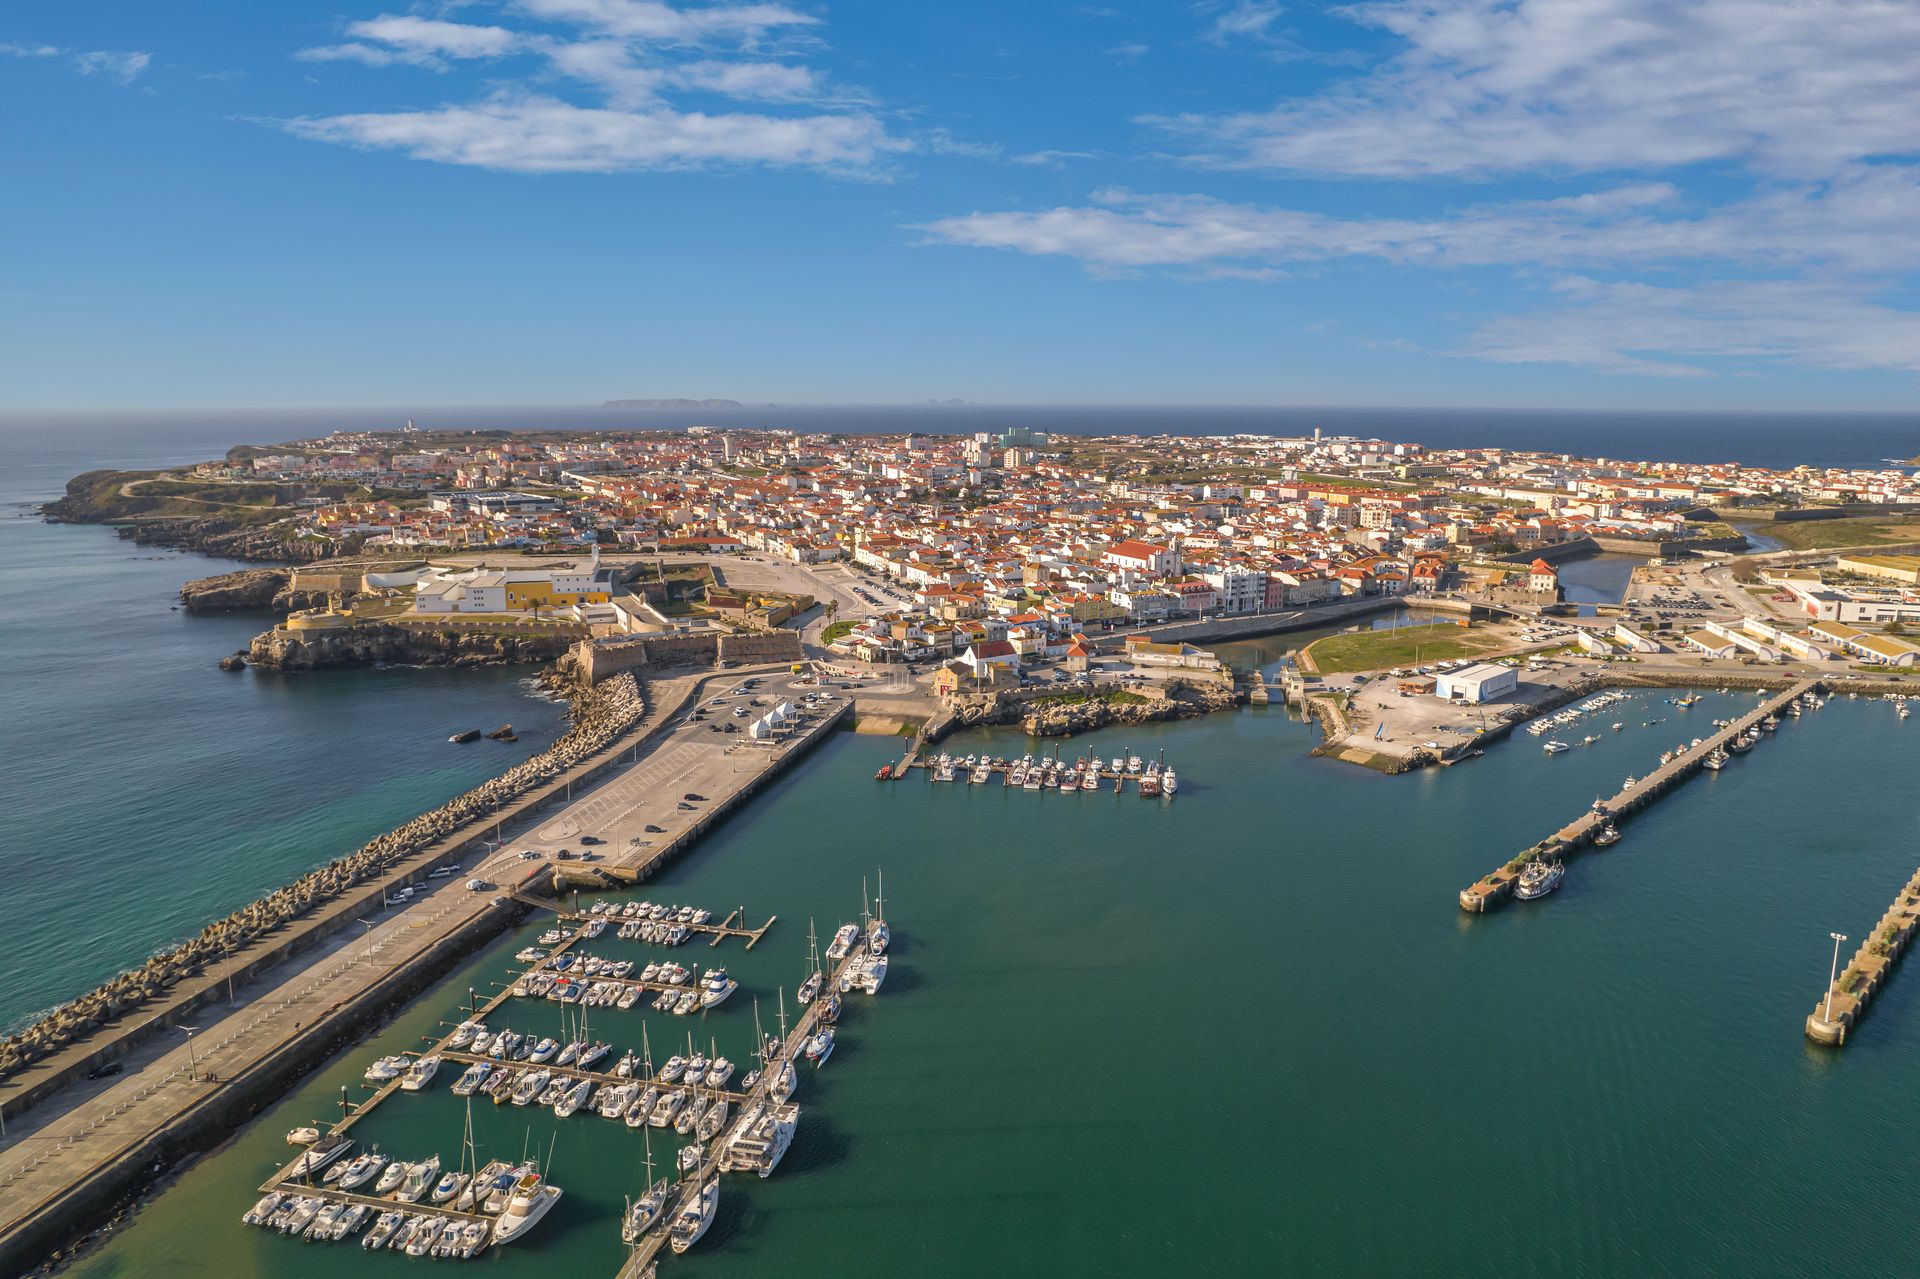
(1153, 0, 1920, 178)
(72, 50, 151, 84)
(284, 93, 903, 175)
(0, 41, 60, 59)
(1105, 41, 1148, 62)
(282, 1, 897, 175)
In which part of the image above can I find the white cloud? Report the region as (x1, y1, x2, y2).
(350, 15, 523, 59)
(282, 1, 892, 175)
(0, 41, 60, 58)
(1199, 0, 1286, 43)
(1105, 41, 1149, 61)
(283, 93, 903, 174)
(296, 41, 442, 69)
(73, 50, 150, 84)
(1011, 149, 1103, 167)
(509, 0, 817, 43)
(1466, 278, 1920, 377)
(1152, 0, 1920, 178)
(919, 175, 1920, 275)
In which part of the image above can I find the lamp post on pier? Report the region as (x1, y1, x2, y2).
(1824, 931, 1848, 1023)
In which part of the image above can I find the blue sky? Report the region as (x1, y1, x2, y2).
(5, 0, 1920, 410)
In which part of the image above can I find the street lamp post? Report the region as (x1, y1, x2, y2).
(1824, 932, 1848, 1023)
(182, 1025, 200, 1081)
(358, 918, 376, 963)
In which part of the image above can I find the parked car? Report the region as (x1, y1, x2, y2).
(86, 1061, 124, 1081)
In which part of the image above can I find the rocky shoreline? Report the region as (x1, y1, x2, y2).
(0, 673, 645, 1081)
(178, 568, 333, 613)
(113, 517, 345, 562)
(245, 621, 580, 671)
(949, 678, 1243, 737)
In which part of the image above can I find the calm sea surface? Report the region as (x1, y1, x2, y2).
(0, 424, 565, 1030)
(10, 415, 1920, 1276)
(65, 685, 1920, 1278)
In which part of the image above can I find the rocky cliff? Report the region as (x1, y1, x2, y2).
(248, 622, 577, 671)
(117, 517, 346, 562)
(179, 568, 334, 613)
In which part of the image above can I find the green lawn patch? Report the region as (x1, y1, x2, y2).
(1303, 623, 1507, 675)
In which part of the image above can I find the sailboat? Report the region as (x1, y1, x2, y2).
(621, 1129, 671, 1245)
(798, 919, 824, 1005)
(867, 870, 890, 956)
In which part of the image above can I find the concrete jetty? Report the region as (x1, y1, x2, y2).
(1459, 678, 1822, 912)
(1804, 865, 1920, 1046)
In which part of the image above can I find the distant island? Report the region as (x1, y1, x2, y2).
(601, 398, 743, 409)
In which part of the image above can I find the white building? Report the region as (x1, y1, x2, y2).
(1433, 663, 1518, 703)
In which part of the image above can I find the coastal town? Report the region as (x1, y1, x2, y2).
(12, 421, 1920, 1279)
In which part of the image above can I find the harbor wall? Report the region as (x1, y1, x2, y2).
(574, 629, 802, 683)
(0, 896, 523, 1277)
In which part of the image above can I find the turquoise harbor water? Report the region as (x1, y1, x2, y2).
(68, 684, 1920, 1277)
(0, 433, 566, 1030)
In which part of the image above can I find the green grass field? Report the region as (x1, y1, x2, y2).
(1764, 518, 1920, 550)
(1303, 623, 1508, 675)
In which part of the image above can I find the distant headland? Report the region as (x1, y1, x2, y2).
(601, 398, 743, 409)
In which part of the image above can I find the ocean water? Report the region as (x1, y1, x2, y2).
(66, 688, 1920, 1278)
(3, 403, 1917, 469)
(0, 426, 566, 1030)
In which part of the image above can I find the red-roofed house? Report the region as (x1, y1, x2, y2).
(1103, 538, 1179, 575)
(1529, 558, 1560, 594)
(960, 639, 1021, 675)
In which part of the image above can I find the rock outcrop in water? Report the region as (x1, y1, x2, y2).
(179, 569, 290, 611)
(248, 622, 578, 670)
(0, 674, 646, 1081)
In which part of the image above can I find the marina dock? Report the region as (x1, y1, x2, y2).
(900, 751, 1181, 794)
(1804, 864, 1920, 1046)
(1459, 678, 1822, 912)
(254, 891, 884, 1269)
(510, 892, 778, 949)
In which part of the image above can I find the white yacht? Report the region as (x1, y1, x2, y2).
(667, 1180, 718, 1254)
(288, 1133, 352, 1179)
(527, 1037, 559, 1064)
(623, 1172, 672, 1244)
(804, 1026, 836, 1066)
(770, 1058, 797, 1103)
(1542, 740, 1571, 754)
(491, 1172, 563, 1245)
(335, 1150, 388, 1191)
(724, 1102, 799, 1178)
(430, 1169, 469, 1205)
(446, 1021, 482, 1051)
(702, 967, 738, 1008)
(826, 924, 859, 962)
(373, 1158, 411, 1196)
(553, 1077, 594, 1119)
(399, 1055, 442, 1092)
(394, 1155, 441, 1203)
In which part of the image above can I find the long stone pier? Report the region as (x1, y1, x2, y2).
(1459, 678, 1822, 912)
(1804, 865, 1920, 1046)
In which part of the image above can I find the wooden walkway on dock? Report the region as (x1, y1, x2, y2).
(511, 893, 777, 949)
(617, 941, 873, 1278)
(1459, 678, 1822, 912)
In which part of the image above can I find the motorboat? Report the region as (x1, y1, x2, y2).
(399, 1055, 442, 1092)
(1543, 740, 1571, 754)
(667, 1180, 719, 1254)
(1514, 860, 1566, 901)
(335, 1150, 388, 1191)
(373, 1157, 411, 1196)
(510, 1070, 551, 1106)
(685, 1054, 708, 1086)
(430, 1169, 469, 1204)
(394, 1155, 441, 1203)
(451, 1062, 492, 1097)
(491, 1172, 563, 1245)
(826, 924, 859, 962)
(527, 1037, 559, 1064)
(1594, 824, 1622, 847)
(364, 1054, 409, 1084)
(706, 1056, 735, 1088)
(699, 1096, 731, 1141)
(554, 1077, 594, 1119)
(286, 1126, 321, 1147)
(456, 1161, 510, 1213)
(288, 1133, 352, 1179)
(242, 1192, 283, 1226)
(648, 1092, 686, 1128)
(446, 1020, 482, 1051)
(770, 1058, 797, 1103)
(578, 1041, 610, 1070)
(701, 967, 738, 1008)
(362, 1210, 404, 1250)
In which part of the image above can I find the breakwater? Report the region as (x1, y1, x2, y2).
(248, 620, 585, 670)
(0, 675, 646, 1094)
(1804, 865, 1920, 1046)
